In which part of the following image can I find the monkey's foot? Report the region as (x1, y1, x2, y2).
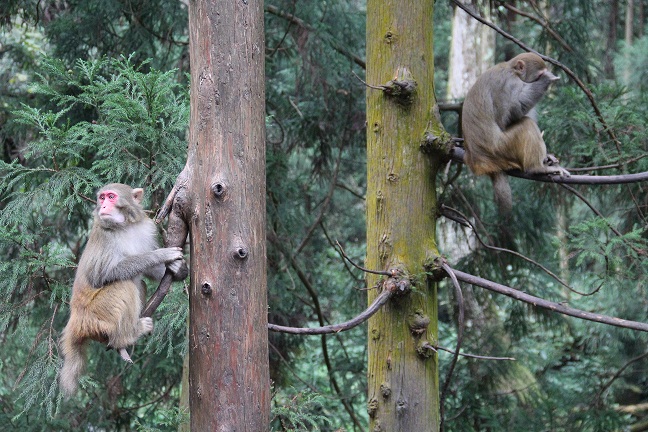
(139, 317, 154, 335)
(118, 348, 133, 363)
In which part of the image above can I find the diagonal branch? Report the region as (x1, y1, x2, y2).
(443, 266, 648, 332)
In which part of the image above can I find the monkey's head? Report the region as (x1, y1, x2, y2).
(95, 183, 147, 229)
(509, 53, 559, 84)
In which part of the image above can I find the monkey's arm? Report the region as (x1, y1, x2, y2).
(90, 247, 184, 288)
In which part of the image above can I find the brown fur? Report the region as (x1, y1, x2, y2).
(462, 53, 569, 212)
(59, 183, 186, 397)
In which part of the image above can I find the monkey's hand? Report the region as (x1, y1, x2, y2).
(544, 154, 570, 177)
(168, 258, 189, 281)
(155, 247, 185, 263)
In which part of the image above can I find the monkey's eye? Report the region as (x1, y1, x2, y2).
(107, 193, 116, 201)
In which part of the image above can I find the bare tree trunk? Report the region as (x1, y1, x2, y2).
(605, 0, 619, 78)
(184, 0, 269, 429)
(446, 0, 495, 101)
(366, 1, 440, 430)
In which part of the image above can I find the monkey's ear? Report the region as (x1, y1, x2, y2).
(132, 188, 144, 204)
(514, 60, 525, 73)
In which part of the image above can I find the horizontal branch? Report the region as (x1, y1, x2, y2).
(450, 146, 648, 185)
(447, 267, 648, 332)
(267, 285, 393, 335)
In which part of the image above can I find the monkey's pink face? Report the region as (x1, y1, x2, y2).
(98, 190, 126, 224)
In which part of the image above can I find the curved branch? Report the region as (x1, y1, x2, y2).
(267, 286, 393, 335)
(451, 0, 622, 152)
(450, 146, 648, 184)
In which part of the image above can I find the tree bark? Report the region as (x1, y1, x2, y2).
(366, 1, 440, 431)
(185, 0, 269, 430)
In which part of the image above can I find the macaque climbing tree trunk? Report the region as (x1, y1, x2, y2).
(175, 0, 269, 429)
(366, 1, 441, 430)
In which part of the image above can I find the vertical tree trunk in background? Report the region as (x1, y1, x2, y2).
(366, 1, 440, 430)
(605, 0, 619, 78)
(626, 0, 635, 46)
(446, 0, 494, 101)
(625, 0, 635, 85)
(186, 0, 269, 429)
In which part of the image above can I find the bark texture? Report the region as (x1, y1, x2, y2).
(185, 0, 269, 429)
(366, 1, 441, 430)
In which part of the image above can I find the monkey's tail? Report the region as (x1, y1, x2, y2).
(59, 328, 88, 398)
(489, 172, 512, 215)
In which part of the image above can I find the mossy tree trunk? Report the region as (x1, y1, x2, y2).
(366, 1, 441, 431)
(184, 0, 269, 429)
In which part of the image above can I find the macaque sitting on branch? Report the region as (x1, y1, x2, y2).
(59, 183, 188, 397)
(462, 52, 570, 213)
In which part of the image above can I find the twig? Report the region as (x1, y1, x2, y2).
(451, 0, 622, 153)
(567, 154, 648, 172)
(267, 286, 393, 335)
(445, 267, 648, 332)
(496, 1, 573, 53)
(351, 70, 387, 91)
(295, 149, 342, 255)
(434, 345, 515, 361)
(559, 183, 647, 257)
(440, 205, 595, 296)
(594, 351, 648, 403)
(336, 241, 392, 276)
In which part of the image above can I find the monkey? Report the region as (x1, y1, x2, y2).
(461, 52, 569, 213)
(59, 183, 188, 397)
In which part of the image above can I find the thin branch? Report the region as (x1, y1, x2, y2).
(445, 267, 648, 332)
(351, 70, 387, 91)
(295, 149, 342, 255)
(567, 154, 648, 172)
(439, 263, 465, 432)
(269, 231, 363, 430)
(594, 351, 648, 403)
(267, 286, 393, 335)
(451, 146, 648, 184)
(440, 205, 595, 296)
(451, 0, 622, 152)
(497, 1, 574, 53)
(336, 241, 392, 276)
(559, 183, 647, 257)
(434, 345, 515, 361)
(264, 4, 366, 69)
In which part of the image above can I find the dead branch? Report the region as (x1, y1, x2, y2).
(443, 266, 648, 332)
(267, 285, 394, 335)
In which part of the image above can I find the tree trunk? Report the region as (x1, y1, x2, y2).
(185, 0, 269, 430)
(366, 1, 440, 431)
(446, 0, 494, 101)
(605, 0, 619, 78)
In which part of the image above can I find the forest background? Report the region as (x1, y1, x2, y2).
(2, 1, 648, 431)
